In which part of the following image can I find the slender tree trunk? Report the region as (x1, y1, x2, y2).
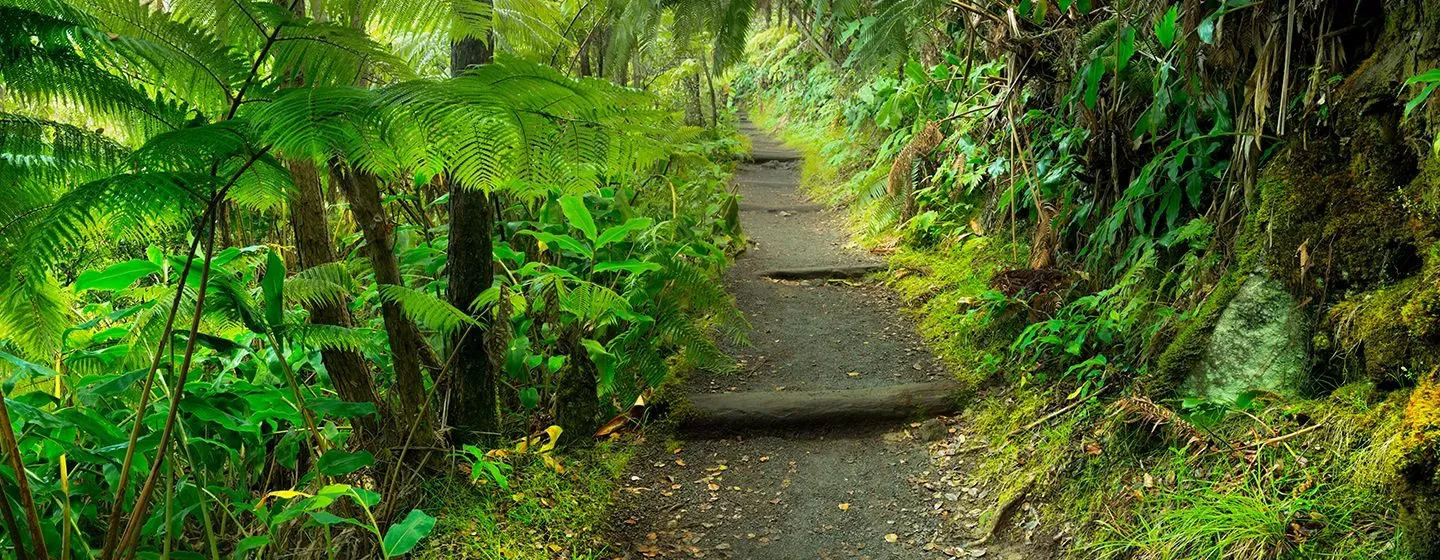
(701, 53, 720, 129)
(329, 163, 437, 443)
(447, 30, 502, 446)
(554, 327, 598, 446)
(288, 159, 388, 442)
(579, 42, 592, 77)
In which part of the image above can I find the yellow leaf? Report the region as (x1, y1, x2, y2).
(258, 489, 311, 509)
(537, 425, 563, 454)
(884, 533, 898, 543)
(838, 503, 851, 511)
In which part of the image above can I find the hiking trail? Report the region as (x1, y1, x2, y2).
(611, 119, 1054, 559)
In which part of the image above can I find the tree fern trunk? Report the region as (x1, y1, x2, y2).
(288, 158, 388, 443)
(330, 162, 437, 444)
(447, 30, 502, 446)
(554, 328, 599, 447)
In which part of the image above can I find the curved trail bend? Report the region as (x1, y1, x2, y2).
(611, 120, 1051, 559)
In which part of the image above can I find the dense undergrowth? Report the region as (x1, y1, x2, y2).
(0, 0, 752, 557)
(734, 1, 1440, 556)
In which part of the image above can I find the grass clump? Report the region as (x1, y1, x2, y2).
(417, 442, 634, 559)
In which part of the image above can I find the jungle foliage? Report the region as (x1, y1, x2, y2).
(0, 0, 754, 558)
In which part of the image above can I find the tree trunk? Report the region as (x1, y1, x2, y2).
(553, 328, 599, 446)
(329, 163, 437, 444)
(701, 53, 719, 129)
(288, 159, 388, 442)
(447, 31, 502, 446)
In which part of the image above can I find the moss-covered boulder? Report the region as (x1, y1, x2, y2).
(1183, 273, 1308, 403)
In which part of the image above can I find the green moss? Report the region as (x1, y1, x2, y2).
(1328, 277, 1440, 384)
(1250, 125, 1421, 295)
(887, 236, 1027, 387)
(1148, 273, 1246, 396)
(417, 442, 634, 559)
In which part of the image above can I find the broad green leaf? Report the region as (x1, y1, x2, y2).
(262, 251, 285, 329)
(518, 387, 539, 410)
(317, 449, 375, 476)
(595, 218, 654, 248)
(1197, 17, 1216, 44)
(234, 535, 271, 557)
(1084, 63, 1105, 108)
(594, 260, 662, 274)
(0, 350, 58, 387)
(309, 398, 378, 419)
(77, 369, 146, 400)
(558, 195, 598, 241)
(471, 459, 510, 489)
(1156, 6, 1179, 49)
(309, 511, 366, 527)
(581, 339, 619, 395)
(1115, 27, 1136, 73)
(1404, 82, 1439, 119)
(521, 231, 593, 259)
(75, 260, 160, 292)
(1403, 68, 1440, 85)
(1233, 390, 1264, 411)
(383, 509, 437, 557)
(6, 398, 69, 430)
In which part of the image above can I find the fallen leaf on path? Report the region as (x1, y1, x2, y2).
(839, 503, 851, 511)
(885, 533, 899, 543)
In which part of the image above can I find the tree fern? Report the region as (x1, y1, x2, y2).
(284, 261, 357, 308)
(0, 5, 188, 136)
(277, 323, 376, 353)
(376, 283, 479, 335)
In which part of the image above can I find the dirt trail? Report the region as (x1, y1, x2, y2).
(611, 120, 1051, 559)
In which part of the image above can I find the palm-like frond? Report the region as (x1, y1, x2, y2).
(61, 0, 252, 116)
(285, 261, 357, 308)
(0, 6, 188, 135)
(377, 283, 478, 334)
(11, 172, 210, 282)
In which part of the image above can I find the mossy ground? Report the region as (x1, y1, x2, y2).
(416, 441, 635, 559)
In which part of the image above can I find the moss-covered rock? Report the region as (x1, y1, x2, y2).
(1182, 273, 1308, 403)
(1148, 274, 1244, 395)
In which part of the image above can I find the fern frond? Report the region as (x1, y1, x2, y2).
(278, 323, 376, 353)
(0, 6, 188, 134)
(377, 283, 478, 334)
(12, 172, 210, 280)
(61, 0, 251, 115)
(558, 280, 631, 329)
(0, 275, 72, 359)
(285, 261, 356, 308)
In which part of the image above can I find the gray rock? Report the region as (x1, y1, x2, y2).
(918, 418, 947, 442)
(1185, 273, 1308, 403)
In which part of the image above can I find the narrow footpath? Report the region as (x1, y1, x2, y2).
(611, 120, 1045, 559)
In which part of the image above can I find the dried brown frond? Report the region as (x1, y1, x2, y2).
(887, 122, 945, 219)
(1109, 395, 1209, 448)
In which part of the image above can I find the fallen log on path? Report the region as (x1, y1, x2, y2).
(677, 381, 964, 431)
(745, 150, 801, 163)
(760, 263, 887, 281)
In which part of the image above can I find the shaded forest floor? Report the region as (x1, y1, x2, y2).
(608, 120, 1055, 558)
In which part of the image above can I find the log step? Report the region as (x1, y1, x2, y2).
(739, 203, 825, 214)
(678, 382, 963, 432)
(746, 150, 802, 163)
(760, 264, 886, 281)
